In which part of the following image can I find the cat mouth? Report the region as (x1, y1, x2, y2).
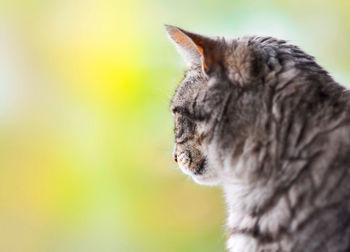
(177, 151, 207, 176)
(194, 158, 206, 175)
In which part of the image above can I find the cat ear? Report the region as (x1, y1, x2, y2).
(165, 25, 217, 75)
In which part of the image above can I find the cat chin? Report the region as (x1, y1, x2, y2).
(192, 175, 221, 186)
(191, 169, 221, 186)
(178, 165, 220, 185)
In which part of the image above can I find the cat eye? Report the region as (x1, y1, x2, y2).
(172, 106, 197, 122)
(171, 106, 186, 115)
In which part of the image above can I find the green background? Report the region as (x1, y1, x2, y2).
(1, 0, 350, 251)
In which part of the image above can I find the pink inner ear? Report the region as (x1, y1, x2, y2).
(171, 29, 188, 46)
(166, 25, 215, 73)
(196, 45, 208, 72)
(170, 28, 200, 56)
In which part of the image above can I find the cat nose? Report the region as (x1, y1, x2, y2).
(173, 145, 178, 163)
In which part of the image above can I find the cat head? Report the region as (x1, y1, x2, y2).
(166, 25, 321, 186)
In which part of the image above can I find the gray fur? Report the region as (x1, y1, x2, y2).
(167, 25, 350, 252)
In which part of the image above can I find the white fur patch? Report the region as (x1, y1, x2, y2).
(226, 234, 258, 252)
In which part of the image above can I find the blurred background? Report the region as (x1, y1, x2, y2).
(1, 0, 350, 251)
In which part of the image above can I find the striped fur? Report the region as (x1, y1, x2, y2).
(167, 26, 350, 251)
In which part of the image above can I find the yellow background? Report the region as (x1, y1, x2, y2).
(1, 0, 350, 251)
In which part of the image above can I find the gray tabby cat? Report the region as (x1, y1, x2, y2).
(165, 25, 350, 252)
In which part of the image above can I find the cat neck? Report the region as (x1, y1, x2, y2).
(223, 180, 291, 251)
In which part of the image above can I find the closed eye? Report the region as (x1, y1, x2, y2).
(172, 106, 188, 116)
(172, 106, 205, 122)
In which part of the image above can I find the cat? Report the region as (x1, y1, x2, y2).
(165, 25, 350, 252)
